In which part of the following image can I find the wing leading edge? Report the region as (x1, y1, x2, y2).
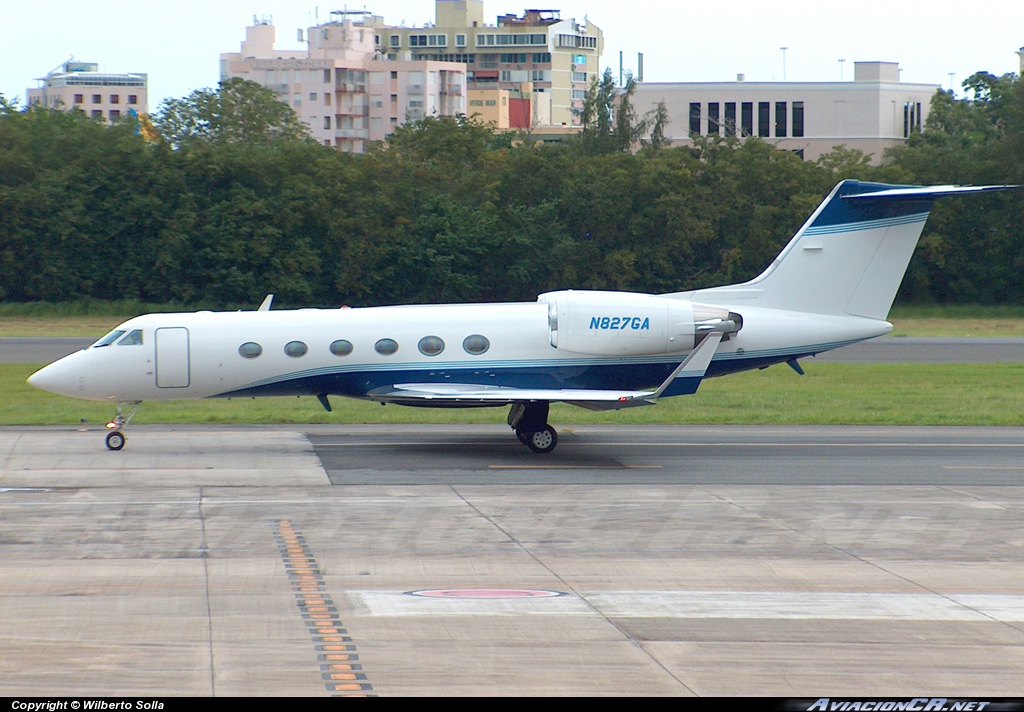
(367, 332, 724, 411)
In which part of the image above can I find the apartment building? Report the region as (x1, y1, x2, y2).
(221, 15, 467, 152)
(26, 61, 148, 121)
(378, 1, 603, 126)
(634, 62, 940, 163)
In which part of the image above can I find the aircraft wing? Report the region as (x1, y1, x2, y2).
(367, 332, 723, 411)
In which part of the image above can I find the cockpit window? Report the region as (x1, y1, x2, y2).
(92, 330, 126, 348)
(117, 329, 144, 346)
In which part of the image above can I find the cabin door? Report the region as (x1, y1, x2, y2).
(155, 327, 190, 388)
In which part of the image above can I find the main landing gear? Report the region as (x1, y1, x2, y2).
(508, 402, 558, 454)
(105, 401, 141, 451)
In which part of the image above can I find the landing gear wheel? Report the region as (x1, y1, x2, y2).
(526, 425, 557, 454)
(105, 431, 125, 451)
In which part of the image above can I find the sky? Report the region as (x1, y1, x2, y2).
(2, 0, 1022, 110)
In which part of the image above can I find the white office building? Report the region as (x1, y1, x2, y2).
(633, 62, 939, 162)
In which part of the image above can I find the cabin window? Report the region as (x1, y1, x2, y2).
(375, 338, 398, 355)
(117, 330, 144, 346)
(462, 334, 490, 355)
(284, 341, 308, 357)
(238, 342, 263, 359)
(418, 335, 445, 356)
(329, 339, 353, 356)
(93, 330, 126, 348)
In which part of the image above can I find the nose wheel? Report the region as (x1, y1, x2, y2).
(105, 430, 126, 451)
(104, 401, 140, 451)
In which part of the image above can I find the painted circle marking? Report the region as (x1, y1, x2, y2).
(407, 588, 565, 599)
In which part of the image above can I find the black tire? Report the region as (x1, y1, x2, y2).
(526, 425, 557, 454)
(516, 428, 530, 444)
(105, 431, 125, 451)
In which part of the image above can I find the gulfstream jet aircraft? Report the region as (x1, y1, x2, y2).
(28, 180, 1013, 452)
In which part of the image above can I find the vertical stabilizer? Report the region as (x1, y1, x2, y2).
(689, 181, 1013, 320)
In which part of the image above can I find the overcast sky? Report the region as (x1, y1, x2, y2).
(2, 0, 1022, 110)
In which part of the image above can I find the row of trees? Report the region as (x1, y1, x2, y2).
(0, 73, 1021, 308)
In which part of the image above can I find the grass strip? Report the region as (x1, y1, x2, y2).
(4, 362, 1023, 427)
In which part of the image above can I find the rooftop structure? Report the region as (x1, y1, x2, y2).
(26, 60, 148, 121)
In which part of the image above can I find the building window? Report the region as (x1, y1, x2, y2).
(127, 95, 137, 105)
(689, 102, 701, 135)
(500, 70, 511, 82)
(91, 110, 103, 119)
(390, 71, 398, 79)
(323, 69, 331, 83)
(531, 70, 546, 82)
(109, 110, 120, 119)
(741, 102, 753, 137)
(916, 102, 922, 132)
(758, 102, 770, 137)
(110, 94, 119, 104)
(73, 94, 83, 104)
(708, 102, 720, 136)
(456, 34, 466, 47)
(532, 53, 551, 64)
(92, 94, 101, 104)
(571, 89, 586, 100)
(324, 93, 331, 106)
(571, 71, 587, 83)
(792, 101, 804, 137)
(324, 116, 331, 129)
(500, 53, 526, 64)
(410, 35, 427, 47)
(390, 35, 400, 47)
(775, 102, 787, 138)
(724, 102, 736, 137)
(427, 34, 447, 47)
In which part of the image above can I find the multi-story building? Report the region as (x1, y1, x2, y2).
(377, 1, 602, 127)
(221, 15, 467, 152)
(633, 62, 940, 163)
(26, 61, 148, 121)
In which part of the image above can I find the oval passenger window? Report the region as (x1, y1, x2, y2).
(418, 335, 445, 356)
(330, 339, 353, 356)
(462, 334, 490, 355)
(284, 341, 308, 357)
(374, 338, 398, 355)
(238, 342, 263, 359)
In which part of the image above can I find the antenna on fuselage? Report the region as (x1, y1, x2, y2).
(257, 294, 274, 311)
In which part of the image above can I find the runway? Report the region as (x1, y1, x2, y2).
(2, 336, 1024, 364)
(1, 424, 1022, 696)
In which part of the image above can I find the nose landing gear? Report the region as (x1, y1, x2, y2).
(105, 401, 141, 451)
(508, 401, 558, 454)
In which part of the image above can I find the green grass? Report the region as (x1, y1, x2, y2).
(6, 362, 1024, 427)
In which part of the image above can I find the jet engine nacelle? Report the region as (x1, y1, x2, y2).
(538, 290, 741, 356)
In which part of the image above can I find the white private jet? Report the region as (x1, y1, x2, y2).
(28, 180, 1013, 452)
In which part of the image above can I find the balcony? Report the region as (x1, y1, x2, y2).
(335, 128, 369, 139)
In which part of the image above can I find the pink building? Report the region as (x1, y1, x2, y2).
(220, 15, 467, 152)
(26, 61, 148, 122)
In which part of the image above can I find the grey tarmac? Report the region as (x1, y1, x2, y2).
(0, 424, 1022, 696)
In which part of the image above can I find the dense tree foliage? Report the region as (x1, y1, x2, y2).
(0, 73, 1021, 309)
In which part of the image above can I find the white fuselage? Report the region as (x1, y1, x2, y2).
(28, 298, 891, 404)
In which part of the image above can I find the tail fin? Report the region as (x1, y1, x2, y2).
(690, 180, 1013, 320)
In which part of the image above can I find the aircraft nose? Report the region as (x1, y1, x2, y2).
(27, 359, 79, 397)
